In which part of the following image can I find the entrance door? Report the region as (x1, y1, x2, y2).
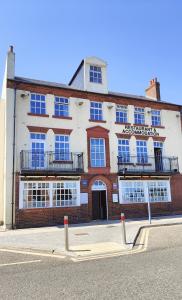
(92, 191, 107, 220)
(154, 148, 163, 172)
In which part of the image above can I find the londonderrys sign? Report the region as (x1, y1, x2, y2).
(122, 125, 159, 136)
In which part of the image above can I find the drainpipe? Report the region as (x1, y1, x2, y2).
(11, 87, 17, 229)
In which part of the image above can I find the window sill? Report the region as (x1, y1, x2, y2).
(52, 115, 72, 120)
(89, 119, 106, 123)
(133, 124, 149, 127)
(115, 122, 131, 125)
(151, 125, 165, 129)
(27, 113, 49, 118)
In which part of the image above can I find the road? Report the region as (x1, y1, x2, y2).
(0, 224, 182, 300)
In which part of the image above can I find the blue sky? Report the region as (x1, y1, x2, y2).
(0, 0, 182, 104)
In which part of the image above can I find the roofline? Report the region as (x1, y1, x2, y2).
(8, 78, 182, 109)
(68, 59, 84, 86)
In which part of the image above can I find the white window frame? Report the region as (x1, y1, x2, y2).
(19, 181, 80, 209)
(90, 138, 106, 167)
(151, 109, 161, 126)
(134, 107, 145, 125)
(116, 105, 128, 123)
(90, 101, 103, 121)
(118, 180, 171, 204)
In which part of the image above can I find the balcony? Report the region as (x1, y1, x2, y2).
(20, 151, 84, 175)
(118, 155, 179, 175)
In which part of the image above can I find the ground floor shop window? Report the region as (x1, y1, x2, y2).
(19, 181, 80, 209)
(52, 182, 78, 207)
(119, 180, 171, 204)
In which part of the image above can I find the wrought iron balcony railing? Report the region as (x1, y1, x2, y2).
(20, 151, 84, 174)
(117, 155, 179, 174)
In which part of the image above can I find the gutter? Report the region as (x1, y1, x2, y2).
(11, 88, 16, 229)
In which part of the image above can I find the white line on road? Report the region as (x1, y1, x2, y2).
(0, 248, 66, 259)
(0, 260, 41, 267)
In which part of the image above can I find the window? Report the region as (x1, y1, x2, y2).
(120, 181, 145, 203)
(55, 135, 70, 160)
(52, 182, 78, 207)
(54, 97, 69, 117)
(118, 139, 130, 162)
(90, 101, 103, 121)
(30, 93, 46, 115)
(119, 180, 171, 204)
(134, 107, 145, 124)
(90, 65, 102, 83)
(136, 140, 148, 163)
(148, 181, 170, 202)
(92, 180, 106, 191)
(20, 181, 80, 209)
(116, 105, 128, 123)
(22, 182, 50, 208)
(31, 133, 46, 168)
(154, 141, 163, 149)
(90, 138, 105, 167)
(151, 110, 161, 126)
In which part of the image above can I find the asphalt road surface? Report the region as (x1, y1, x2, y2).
(0, 224, 182, 300)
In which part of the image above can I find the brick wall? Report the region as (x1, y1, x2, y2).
(15, 173, 182, 228)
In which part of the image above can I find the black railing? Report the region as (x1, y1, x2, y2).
(20, 151, 84, 174)
(117, 155, 179, 174)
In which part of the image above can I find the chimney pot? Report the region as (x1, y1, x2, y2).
(9, 45, 14, 53)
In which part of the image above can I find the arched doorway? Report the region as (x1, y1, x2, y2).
(91, 180, 107, 220)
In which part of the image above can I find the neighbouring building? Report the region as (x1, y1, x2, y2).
(0, 46, 182, 229)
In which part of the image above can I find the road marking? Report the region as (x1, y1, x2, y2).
(0, 260, 41, 267)
(0, 248, 66, 259)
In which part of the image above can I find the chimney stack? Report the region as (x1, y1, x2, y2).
(145, 78, 161, 101)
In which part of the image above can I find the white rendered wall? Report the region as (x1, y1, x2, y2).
(15, 91, 182, 174)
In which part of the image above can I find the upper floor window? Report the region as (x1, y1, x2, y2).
(90, 101, 103, 121)
(30, 133, 46, 169)
(116, 105, 128, 123)
(55, 135, 70, 161)
(90, 138, 105, 167)
(134, 107, 145, 125)
(30, 93, 46, 115)
(151, 110, 161, 126)
(136, 140, 148, 163)
(89, 65, 102, 84)
(118, 139, 130, 162)
(54, 97, 69, 117)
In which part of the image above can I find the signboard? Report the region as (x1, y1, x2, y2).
(122, 125, 159, 137)
(113, 183, 118, 190)
(112, 194, 118, 203)
(81, 180, 88, 187)
(80, 193, 88, 204)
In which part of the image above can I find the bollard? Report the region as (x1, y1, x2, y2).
(120, 213, 126, 245)
(64, 216, 69, 251)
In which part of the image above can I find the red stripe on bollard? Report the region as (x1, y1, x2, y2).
(120, 214, 125, 222)
(64, 216, 68, 225)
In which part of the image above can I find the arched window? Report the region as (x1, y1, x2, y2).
(92, 180, 106, 191)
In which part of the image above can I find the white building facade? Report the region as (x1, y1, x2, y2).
(1, 47, 182, 228)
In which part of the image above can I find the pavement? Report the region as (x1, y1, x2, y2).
(0, 214, 182, 259)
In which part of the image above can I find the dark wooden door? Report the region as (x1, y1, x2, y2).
(92, 191, 107, 220)
(154, 148, 163, 171)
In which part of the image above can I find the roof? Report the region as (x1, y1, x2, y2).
(14, 76, 181, 107)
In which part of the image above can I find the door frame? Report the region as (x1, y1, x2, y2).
(91, 181, 108, 220)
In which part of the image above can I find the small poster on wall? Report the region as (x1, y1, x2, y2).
(80, 193, 88, 204)
(112, 194, 118, 203)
